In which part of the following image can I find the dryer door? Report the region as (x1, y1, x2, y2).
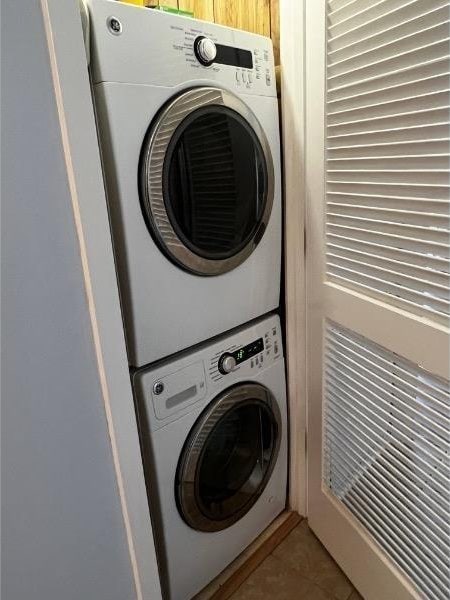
(139, 87, 274, 276)
(176, 382, 281, 532)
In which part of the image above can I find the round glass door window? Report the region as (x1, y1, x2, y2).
(176, 383, 281, 532)
(140, 88, 274, 276)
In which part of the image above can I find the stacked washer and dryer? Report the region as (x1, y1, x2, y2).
(89, 2, 287, 598)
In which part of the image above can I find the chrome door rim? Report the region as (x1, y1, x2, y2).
(139, 87, 275, 276)
(176, 382, 282, 532)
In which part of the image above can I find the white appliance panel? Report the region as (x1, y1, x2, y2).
(89, 0, 282, 367)
(93, 81, 281, 365)
(133, 314, 287, 599)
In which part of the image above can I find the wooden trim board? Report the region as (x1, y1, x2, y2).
(195, 511, 302, 600)
(280, 0, 307, 515)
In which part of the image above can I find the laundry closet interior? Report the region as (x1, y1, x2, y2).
(5, 1, 449, 600)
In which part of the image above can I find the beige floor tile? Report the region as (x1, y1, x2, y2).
(231, 554, 333, 600)
(272, 521, 353, 600)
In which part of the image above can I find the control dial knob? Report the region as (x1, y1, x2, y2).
(218, 353, 237, 375)
(194, 36, 217, 66)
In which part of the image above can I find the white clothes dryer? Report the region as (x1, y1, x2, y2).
(88, 0, 282, 367)
(133, 314, 287, 599)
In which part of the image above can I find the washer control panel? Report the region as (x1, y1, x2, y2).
(210, 320, 281, 383)
(134, 315, 283, 430)
(218, 337, 264, 374)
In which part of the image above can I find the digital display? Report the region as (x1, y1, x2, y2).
(233, 338, 264, 365)
(215, 44, 253, 69)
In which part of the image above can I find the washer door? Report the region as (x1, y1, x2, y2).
(140, 87, 274, 276)
(176, 383, 281, 532)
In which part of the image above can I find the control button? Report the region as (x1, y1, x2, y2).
(218, 353, 237, 375)
(274, 343, 279, 354)
(235, 70, 241, 83)
(255, 356, 259, 365)
(260, 354, 264, 363)
(242, 71, 247, 83)
(272, 328, 276, 336)
(266, 73, 271, 86)
(248, 72, 253, 83)
(153, 381, 164, 395)
(194, 36, 217, 66)
(251, 359, 254, 368)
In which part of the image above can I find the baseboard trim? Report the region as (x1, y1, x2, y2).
(195, 510, 302, 600)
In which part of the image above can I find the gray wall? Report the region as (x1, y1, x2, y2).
(1, 2, 138, 599)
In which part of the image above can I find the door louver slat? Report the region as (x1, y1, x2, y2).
(324, 322, 450, 600)
(328, 1, 449, 52)
(326, 0, 450, 322)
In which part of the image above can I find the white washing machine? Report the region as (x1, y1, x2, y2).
(133, 314, 287, 599)
(88, 0, 282, 367)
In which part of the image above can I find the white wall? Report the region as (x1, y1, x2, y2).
(1, 2, 161, 598)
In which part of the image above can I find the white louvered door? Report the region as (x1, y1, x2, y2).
(305, 1, 450, 599)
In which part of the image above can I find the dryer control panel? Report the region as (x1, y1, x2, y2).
(88, 0, 277, 96)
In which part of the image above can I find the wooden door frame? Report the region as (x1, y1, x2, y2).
(280, 0, 307, 516)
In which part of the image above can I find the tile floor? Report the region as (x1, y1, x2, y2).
(230, 520, 363, 600)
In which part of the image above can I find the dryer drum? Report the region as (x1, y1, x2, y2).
(139, 87, 275, 276)
(175, 382, 281, 532)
